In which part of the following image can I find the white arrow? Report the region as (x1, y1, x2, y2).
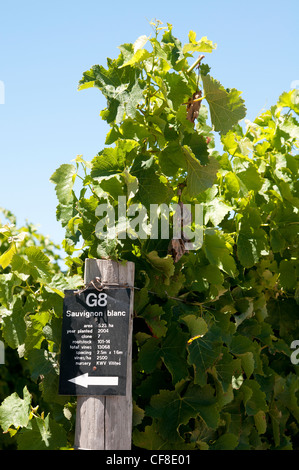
(68, 373, 119, 388)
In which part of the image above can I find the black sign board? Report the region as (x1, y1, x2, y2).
(59, 287, 131, 396)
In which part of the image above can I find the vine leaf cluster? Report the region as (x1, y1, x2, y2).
(0, 21, 299, 450)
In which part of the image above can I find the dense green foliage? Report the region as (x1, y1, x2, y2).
(0, 210, 82, 449)
(0, 21, 299, 449)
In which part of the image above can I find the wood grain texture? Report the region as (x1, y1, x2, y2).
(74, 259, 135, 450)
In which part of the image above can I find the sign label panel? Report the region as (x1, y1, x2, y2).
(59, 287, 131, 396)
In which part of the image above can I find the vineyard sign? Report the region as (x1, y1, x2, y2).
(58, 287, 131, 396)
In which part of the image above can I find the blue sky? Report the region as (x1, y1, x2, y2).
(1, 0, 298, 249)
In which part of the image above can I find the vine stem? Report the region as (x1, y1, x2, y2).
(187, 55, 205, 74)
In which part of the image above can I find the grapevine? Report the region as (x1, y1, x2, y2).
(0, 21, 298, 450)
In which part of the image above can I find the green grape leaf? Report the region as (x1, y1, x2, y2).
(164, 72, 191, 111)
(25, 246, 52, 281)
(0, 244, 17, 269)
(146, 251, 175, 280)
(120, 48, 151, 68)
(139, 304, 167, 338)
(181, 315, 208, 339)
(160, 327, 189, 384)
(241, 379, 268, 416)
(237, 165, 263, 193)
(183, 32, 216, 54)
(131, 155, 173, 209)
(120, 118, 149, 141)
(202, 74, 246, 134)
(214, 349, 242, 392)
(17, 415, 67, 450)
(133, 401, 145, 427)
(11, 247, 52, 284)
(100, 175, 125, 200)
(278, 89, 299, 114)
(0, 387, 31, 432)
(187, 327, 223, 386)
(91, 140, 139, 178)
(159, 142, 187, 177)
(204, 232, 237, 277)
(139, 327, 189, 385)
(2, 297, 27, 348)
(237, 207, 269, 268)
(24, 311, 51, 354)
(210, 433, 239, 450)
(254, 410, 267, 435)
(79, 56, 145, 124)
(26, 349, 57, 382)
(133, 423, 168, 450)
(204, 197, 232, 226)
(147, 383, 219, 441)
(279, 260, 297, 290)
(276, 374, 299, 423)
(182, 146, 219, 197)
(138, 337, 162, 373)
(238, 352, 255, 378)
(76, 196, 99, 242)
(133, 168, 173, 208)
(50, 164, 76, 205)
(161, 25, 184, 68)
(230, 334, 254, 355)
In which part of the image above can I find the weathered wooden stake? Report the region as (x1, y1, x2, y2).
(74, 258, 135, 450)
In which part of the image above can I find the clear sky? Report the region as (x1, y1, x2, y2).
(1, 0, 298, 249)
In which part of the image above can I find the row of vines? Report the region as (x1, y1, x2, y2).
(0, 21, 299, 449)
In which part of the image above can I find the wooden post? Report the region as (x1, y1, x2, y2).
(74, 258, 135, 450)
